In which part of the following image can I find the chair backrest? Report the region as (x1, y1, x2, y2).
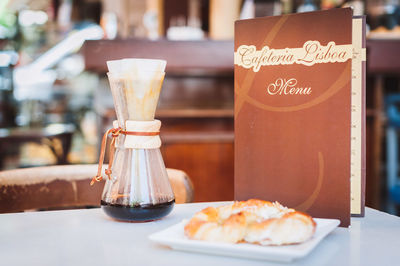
(0, 165, 193, 213)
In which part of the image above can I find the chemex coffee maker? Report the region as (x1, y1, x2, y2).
(91, 58, 175, 222)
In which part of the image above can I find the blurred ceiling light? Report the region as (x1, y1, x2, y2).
(58, 54, 85, 78)
(18, 24, 103, 73)
(13, 24, 103, 101)
(18, 10, 48, 27)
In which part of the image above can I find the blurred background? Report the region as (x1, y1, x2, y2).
(0, 0, 399, 214)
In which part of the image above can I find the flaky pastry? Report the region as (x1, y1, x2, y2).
(184, 199, 316, 246)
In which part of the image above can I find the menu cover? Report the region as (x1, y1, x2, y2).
(234, 8, 366, 227)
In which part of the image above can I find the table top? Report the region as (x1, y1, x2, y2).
(1, 202, 399, 266)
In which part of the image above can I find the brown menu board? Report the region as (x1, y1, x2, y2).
(234, 8, 365, 227)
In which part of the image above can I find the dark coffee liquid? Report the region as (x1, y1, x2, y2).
(101, 200, 174, 222)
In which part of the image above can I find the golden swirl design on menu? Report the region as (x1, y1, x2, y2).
(235, 63, 350, 113)
(294, 152, 324, 211)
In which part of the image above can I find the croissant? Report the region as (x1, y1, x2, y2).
(184, 199, 316, 246)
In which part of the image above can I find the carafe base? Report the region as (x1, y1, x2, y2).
(101, 200, 175, 222)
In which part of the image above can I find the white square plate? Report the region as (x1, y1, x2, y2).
(149, 218, 339, 263)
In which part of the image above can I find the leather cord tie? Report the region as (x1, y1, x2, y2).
(90, 127, 160, 186)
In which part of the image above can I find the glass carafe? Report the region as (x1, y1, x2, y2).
(95, 59, 174, 222)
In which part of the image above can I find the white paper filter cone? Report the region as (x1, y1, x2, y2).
(106, 58, 167, 122)
(107, 58, 166, 75)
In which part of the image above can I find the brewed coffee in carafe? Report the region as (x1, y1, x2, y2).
(92, 58, 174, 222)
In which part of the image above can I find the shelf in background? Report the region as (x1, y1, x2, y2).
(82, 39, 234, 75)
(161, 131, 234, 144)
(367, 39, 400, 75)
(83, 38, 400, 75)
(156, 108, 233, 118)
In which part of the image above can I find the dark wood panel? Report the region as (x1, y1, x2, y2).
(156, 108, 233, 118)
(159, 74, 233, 110)
(161, 142, 234, 202)
(365, 40, 400, 209)
(366, 114, 381, 208)
(367, 40, 400, 75)
(160, 117, 233, 133)
(82, 39, 234, 74)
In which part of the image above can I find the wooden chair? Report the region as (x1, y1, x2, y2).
(0, 165, 194, 213)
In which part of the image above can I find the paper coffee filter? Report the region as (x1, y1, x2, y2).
(107, 58, 166, 75)
(107, 58, 166, 122)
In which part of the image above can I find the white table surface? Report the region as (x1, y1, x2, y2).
(1, 202, 400, 266)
